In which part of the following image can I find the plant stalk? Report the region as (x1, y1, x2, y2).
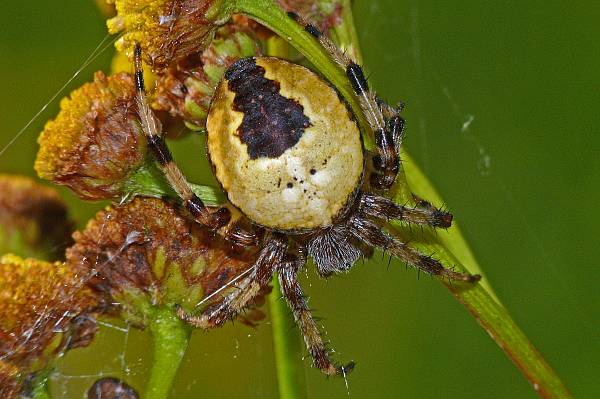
(145, 307, 192, 399)
(269, 275, 307, 399)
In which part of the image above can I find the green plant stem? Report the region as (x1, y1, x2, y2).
(126, 161, 225, 205)
(31, 373, 51, 399)
(397, 154, 572, 399)
(145, 307, 192, 399)
(231, 1, 573, 398)
(269, 275, 307, 399)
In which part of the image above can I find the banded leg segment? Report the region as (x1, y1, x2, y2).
(133, 43, 231, 229)
(286, 12, 401, 190)
(359, 193, 453, 228)
(177, 234, 287, 328)
(278, 252, 355, 376)
(349, 215, 480, 282)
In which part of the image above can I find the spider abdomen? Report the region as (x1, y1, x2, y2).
(207, 57, 363, 231)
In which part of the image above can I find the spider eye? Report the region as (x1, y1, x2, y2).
(206, 57, 364, 231)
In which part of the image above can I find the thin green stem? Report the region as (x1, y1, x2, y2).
(125, 161, 225, 205)
(145, 307, 192, 399)
(269, 275, 307, 399)
(398, 155, 572, 398)
(30, 373, 51, 399)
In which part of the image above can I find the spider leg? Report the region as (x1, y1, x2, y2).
(277, 251, 355, 376)
(286, 12, 400, 191)
(348, 215, 480, 282)
(176, 233, 287, 328)
(133, 44, 230, 230)
(359, 193, 453, 228)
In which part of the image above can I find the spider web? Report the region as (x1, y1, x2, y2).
(0, 1, 595, 398)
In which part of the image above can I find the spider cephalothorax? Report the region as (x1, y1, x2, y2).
(133, 15, 480, 376)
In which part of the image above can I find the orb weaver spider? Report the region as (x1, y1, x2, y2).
(132, 13, 480, 376)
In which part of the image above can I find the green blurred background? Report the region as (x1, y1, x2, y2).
(1, 1, 598, 398)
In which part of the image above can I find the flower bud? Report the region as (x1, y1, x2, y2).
(107, 0, 231, 70)
(66, 197, 266, 328)
(0, 175, 73, 260)
(0, 255, 100, 398)
(154, 25, 261, 130)
(35, 72, 146, 200)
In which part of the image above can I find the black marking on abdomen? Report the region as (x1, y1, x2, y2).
(147, 135, 173, 165)
(346, 62, 369, 95)
(225, 58, 311, 159)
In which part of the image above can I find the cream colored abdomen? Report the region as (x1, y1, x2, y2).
(207, 58, 363, 230)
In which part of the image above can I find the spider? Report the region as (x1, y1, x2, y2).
(132, 13, 480, 376)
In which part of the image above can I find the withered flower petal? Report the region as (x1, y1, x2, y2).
(0, 255, 100, 398)
(0, 175, 73, 260)
(35, 72, 146, 200)
(107, 0, 231, 70)
(154, 24, 261, 129)
(66, 197, 264, 328)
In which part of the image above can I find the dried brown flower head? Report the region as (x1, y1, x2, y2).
(67, 197, 266, 327)
(154, 24, 261, 129)
(107, 0, 230, 70)
(35, 72, 146, 200)
(0, 255, 100, 398)
(0, 175, 73, 259)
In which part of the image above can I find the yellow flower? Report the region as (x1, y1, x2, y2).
(107, 0, 231, 70)
(0, 255, 100, 397)
(35, 72, 146, 200)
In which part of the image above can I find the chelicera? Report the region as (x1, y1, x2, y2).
(133, 14, 480, 376)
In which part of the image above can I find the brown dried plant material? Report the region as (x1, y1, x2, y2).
(0, 255, 101, 398)
(277, 0, 343, 32)
(66, 197, 267, 328)
(154, 25, 261, 130)
(0, 175, 73, 259)
(35, 72, 146, 200)
(107, 0, 230, 70)
(0, 362, 21, 399)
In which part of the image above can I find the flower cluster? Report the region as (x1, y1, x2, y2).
(2, 0, 349, 396)
(35, 72, 145, 200)
(0, 254, 100, 398)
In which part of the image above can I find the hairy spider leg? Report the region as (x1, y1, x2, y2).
(133, 43, 264, 246)
(278, 251, 355, 376)
(133, 43, 229, 228)
(359, 193, 453, 228)
(286, 12, 401, 191)
(349, 215, 481, 282)
(176, 233, 287, 328)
